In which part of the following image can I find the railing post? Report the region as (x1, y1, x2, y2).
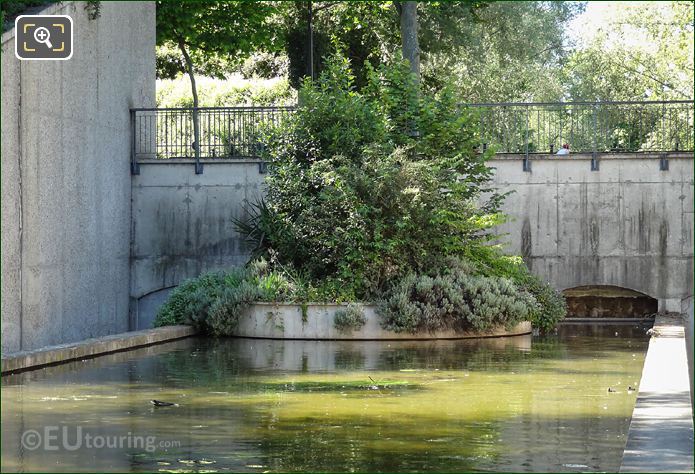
(660, 154, 669, 171)
(523, 105, 531, 172)
(591, 104, 599, 171)
(193, 107, 203, 174)
(661, 102, 666, 152)
(130, 109, 140, 175)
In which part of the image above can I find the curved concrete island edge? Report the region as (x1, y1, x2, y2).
(234, 302, 532, 340)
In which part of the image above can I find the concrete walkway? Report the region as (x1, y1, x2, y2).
(620, 313, 694, 473)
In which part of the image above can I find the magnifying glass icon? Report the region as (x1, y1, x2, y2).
(33, 27, 53, 49)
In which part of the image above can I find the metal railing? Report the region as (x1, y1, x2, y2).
(469, 100, 693, 155)
(130, 106, 295, 173)
(130, 101, 693, 174)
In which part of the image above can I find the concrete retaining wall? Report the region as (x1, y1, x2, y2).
(683, 296, 694, 409)
(131, 154, 693, 326)
(130, 160, 265, 328)
(0, 1, 155, 352)
(489, 154, 694, 312)
(233, 302, 532, 340)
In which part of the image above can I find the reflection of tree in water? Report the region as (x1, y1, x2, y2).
(253, 413, 503, 472)
(122, 329, 647, 472)
(375, 338, 566, 373)
(375, 325, 647, 373)
(333, 349, 367, 370)
(154, 338, 245, 390)
(154, 325, 648, 389)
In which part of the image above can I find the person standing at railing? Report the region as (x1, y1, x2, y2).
(556, 143, 570, 156)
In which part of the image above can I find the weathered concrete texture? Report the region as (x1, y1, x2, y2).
(233, 302, 531, 340)
(1, 325, 195, 374)
(683, 296, 694, 409)
(620, 313, 694, 473)
(1, 2, 155, 352)
(132, 154, 693, 326)
(131, 160, 265, 299)
(489, 154, 694, 312)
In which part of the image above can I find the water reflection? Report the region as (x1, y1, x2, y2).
(2, 325, 648, 472)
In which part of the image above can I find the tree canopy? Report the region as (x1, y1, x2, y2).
(155, 1, 694, 104)
(155, 1, 280, 78)
(563, 1, 694, 101)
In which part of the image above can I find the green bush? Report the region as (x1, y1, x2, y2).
(156, 76, 296, 108)
(157, 54, 566, 335)
(458, 245, 567, 332)
(154, 271, 230, 328)
(249, 56, 505, 301)
(521, 274, 567, 333)
(239, 52, 289, 79)
(333, 304, 367, 334)
(154, 265, 271, 335)
(154, 258, 349, 336)
(378, 257, 539, 333)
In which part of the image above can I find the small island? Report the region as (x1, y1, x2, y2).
(154, 57, 566, 339)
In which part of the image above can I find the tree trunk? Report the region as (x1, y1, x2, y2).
(177, 39, 200, 161)
(398, 1, 420, 83)
(307, 1, 314, 80)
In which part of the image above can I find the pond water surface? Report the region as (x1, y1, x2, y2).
(2, 324, 649, 473)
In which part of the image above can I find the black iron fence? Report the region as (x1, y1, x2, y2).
(469, 100, 693, 155)
(130, 106, 294, 173)
(131, 101, 693, 173)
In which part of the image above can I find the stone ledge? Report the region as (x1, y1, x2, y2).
(234, 303, 531, 340)
(1, 325, 196, 375)
(620, 313, 694, 472)
(489, 152, 693, 160)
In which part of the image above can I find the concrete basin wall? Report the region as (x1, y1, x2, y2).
(234, 303, 532, 340)
(683, 296, 694, 409)
(620, 313, 694, 472)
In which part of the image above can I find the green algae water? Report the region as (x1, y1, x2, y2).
(2, 324, 649, 473)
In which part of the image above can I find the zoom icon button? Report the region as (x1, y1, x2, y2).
(15, 15, 73, 60)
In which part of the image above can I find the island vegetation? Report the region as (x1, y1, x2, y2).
(155, 55, 566, 335)
(151, 0, 692, 336)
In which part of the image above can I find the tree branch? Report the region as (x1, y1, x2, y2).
(609, 54, 690, 98)
(313, 2, 339, 13)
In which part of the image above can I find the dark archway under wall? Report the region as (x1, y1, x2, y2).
(562, 285, 658, 318)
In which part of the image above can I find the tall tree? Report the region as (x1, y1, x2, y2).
(395, 1, 421, 81)
(563, 1, 693, 101)
(420, 1, 582, 101)
(156, 1, 278, 158)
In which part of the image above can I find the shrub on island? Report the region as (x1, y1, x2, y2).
(155, 55, 566, 335)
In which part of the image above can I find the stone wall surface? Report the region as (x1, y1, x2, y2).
(130, 160, 265, 331)
(131, 155, 693, 325)
(1, 1, 155, 352)
(489, 154, 694, 312)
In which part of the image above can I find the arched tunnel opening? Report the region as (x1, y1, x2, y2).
(562, 285, 658, 318)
